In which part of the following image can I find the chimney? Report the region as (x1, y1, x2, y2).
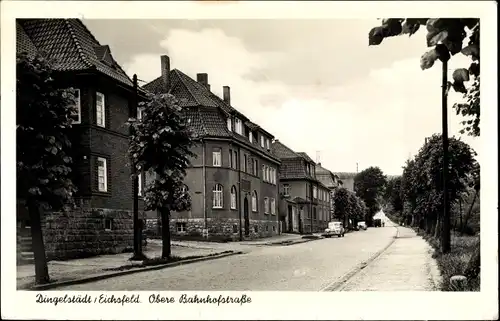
(197, 73, 210, 91)
(161, 55, 170, 91)
(318, 162, 322, 166)
(223, 86, 231, 105)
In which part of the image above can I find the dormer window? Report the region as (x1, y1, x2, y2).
(235, 118, 242, 135)
(266, 139, 270, 150)
(227, 118, 232, 131)
(249, 131, 253, 143)
(260, 135, 265, 148)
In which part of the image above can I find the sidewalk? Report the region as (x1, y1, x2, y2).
(339, 226, 441, 291)
(17, 243, 227, 289)
(168, 233, 321, 252)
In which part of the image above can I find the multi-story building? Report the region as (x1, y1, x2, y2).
(272, 141, 332, 233)
(16, 19, 145, 261)
(333, 172, 357, 192)
(143, 55, 281, 240)
(316, 163, 341, 221)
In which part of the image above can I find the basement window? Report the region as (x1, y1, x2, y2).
(232, 224, 238, 234)
(176, 222, 187, 232)
(104, 218, 112, 231)
(254, 226, 258, 233)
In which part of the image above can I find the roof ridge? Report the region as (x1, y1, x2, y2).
(173, 69, 204, 106)
(63, 19, 93, 68)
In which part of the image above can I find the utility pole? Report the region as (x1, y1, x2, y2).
(441, 59, 451, 254)
(356, 162, 358, 173)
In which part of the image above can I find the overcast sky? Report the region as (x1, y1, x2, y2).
(83, 18, 480, 176)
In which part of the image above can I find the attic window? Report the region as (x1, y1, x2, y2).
(227, 118, 232, 131)
(235, 118, 242, 135)
(94, 45, 115, 68)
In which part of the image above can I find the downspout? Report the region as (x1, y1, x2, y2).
(237, 145, 243, 241)
(202, 139, 207, 233)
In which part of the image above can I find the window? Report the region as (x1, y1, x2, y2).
(137, 173, 142, 196)
(70, 88, 81, 124)
(313, 186, 318, 199)
(212, 184, 223, 208)
(249, 131, 253, 143)
(232, 224, 238, 233)
(104, 218, 112, 231)
(271, 198, 276, 215)
(213, 148, 221, 167)
(252, 191, 258, 212)
(232, 151, 238, 169)
(262, 165, 265, 180)
(230, 186, 237, 210)
(235, 118, 243, 134)
(229, 149, 233, 168)
(176, 222, 186, 232)
(253, 159, 258, 176)
(96, 92, 106, 128)
(244, 154, 247, 173)
(272, 225, 276, 232)
(264, 197, 269, 214)
(270, 168, 275, 184)
(260, 135, 265, 147)
(283, 184, 290, 196)
(227, 118, 232, 131)
(97, 157, 107, 192)
(254, 226, 258, 233)
(266, 139, 270, 150)
(137, 107, 143, 120)
(266, 225, 269, 232)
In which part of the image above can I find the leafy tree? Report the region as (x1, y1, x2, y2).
(384, 176, 403, 214)
(333, 188, 350, 226)
(368, 19, 480, 136)
(354, 166, 387, 226)
(128, 93, 196, 259)
(17, 53, 78, 284)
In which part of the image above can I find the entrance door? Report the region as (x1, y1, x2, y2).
(287, 205, 293, 232)
(243, 197, 250, 236)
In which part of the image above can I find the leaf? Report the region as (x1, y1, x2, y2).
(401, 20, 421, 36)
(420, 49, 439, 70)
(461, 44, 479, 61)
(468, 62, 480, 77)
(51, 146, 58, 155)
(435, 43, 451, 62)
(368, 26, 385, 46)
(452, 81, 468, 94)
(29, 187, 41, 195)
(428, 30, 448, 46)
(452, 68, 470, 83)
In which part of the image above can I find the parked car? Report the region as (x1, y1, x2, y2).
(323, 221, 345, 238)
(357, 221, 367, 230)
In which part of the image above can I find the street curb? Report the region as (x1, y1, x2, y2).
(24, 251, 244, 291)
(320, 226, 400, 292)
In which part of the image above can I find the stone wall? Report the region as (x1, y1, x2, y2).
(42, 207, 142, 260)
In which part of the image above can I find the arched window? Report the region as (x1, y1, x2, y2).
(252, 190, 258, 212)
(230, 186, 237, 209)
(213, 184, 223, 208)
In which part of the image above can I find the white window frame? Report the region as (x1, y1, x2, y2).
(137, 107, 143, 120)
(227, 118, 232, 131)
(262, 165, 265, 180)
(70, 88, 81, 124)
(96, 92, 106, 128)
(313, 186, 318, 199)
(176, 222, 186, 232)
(97, 157, 108, 192)
(260, 135, 265, 147)
(266, 139, 270, 150)
(271, 198, 276, 215)
(213, 149, 221, 167)
(230, 186, 237, 210)
(264, 197, 269, 214)
(235, 118, 242, 135)
(213, 184, 223, 208)
(232, 150, 238, 169)
(252, 191, 258, 212)
(137, 172, 142, 196)
(249, 131, 253, 143)
(283, 184, 290, 196)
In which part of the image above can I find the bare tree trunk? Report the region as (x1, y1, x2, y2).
(27, 201, 50, 284)
(434, 211, 441, 239)
(159, 207, 171, 259)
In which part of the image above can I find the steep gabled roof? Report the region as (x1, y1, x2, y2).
(297, 152, 315, 164)
(315, 164, 339, 189)
(17, 19, 134, 88)
(271, 140, 302, 159)
(142, 69, 279, 162)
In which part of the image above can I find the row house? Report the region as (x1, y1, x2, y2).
(16, 19, 146, 261)
(315, 163, 341, 220)
(143, 55, 281, 240)
(271, 140, 332, 233)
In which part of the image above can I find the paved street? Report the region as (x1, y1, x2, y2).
(56, 225, 398, 291)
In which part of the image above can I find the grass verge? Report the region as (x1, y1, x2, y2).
(420, 232, 480, 291)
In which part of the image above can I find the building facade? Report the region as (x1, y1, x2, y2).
(143, 55, 281, 240)
(16, 19, 145, 261)
(316, 163, 341, 221)
(334, 172, 357, 192)
(272, 141, 332, 233)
